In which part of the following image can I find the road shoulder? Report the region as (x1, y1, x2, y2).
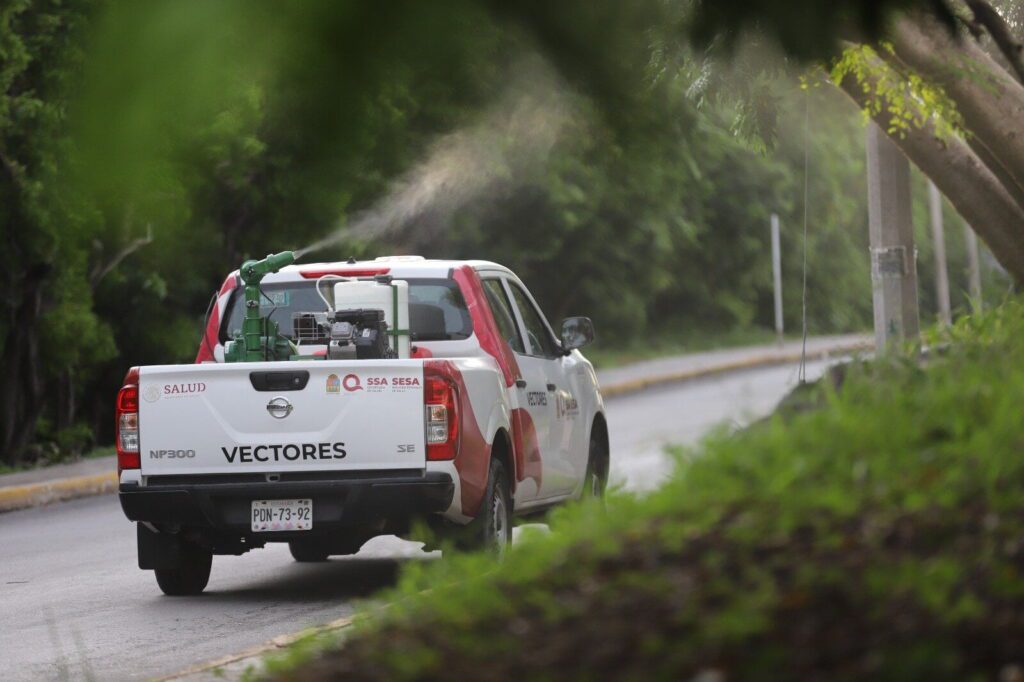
(0, 456, 116, 512)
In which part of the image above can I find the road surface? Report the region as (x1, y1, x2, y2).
(0, 358, 833, 681)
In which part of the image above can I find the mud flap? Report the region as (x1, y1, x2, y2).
(137, 523, 183, 570)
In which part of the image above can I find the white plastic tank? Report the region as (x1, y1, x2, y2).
(332, 279, 410, 358)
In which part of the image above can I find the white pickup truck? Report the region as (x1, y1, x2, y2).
(117, 256, 607, 595)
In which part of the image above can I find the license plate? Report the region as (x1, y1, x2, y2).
(251, 499, 313, 532)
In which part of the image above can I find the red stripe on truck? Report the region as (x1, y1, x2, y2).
(195, 273, 238, 363)
(299, 267, 390, 278)
(452, 265, 520, 387)
(452, 266, 541, 494)
(511, 407, 542, 494)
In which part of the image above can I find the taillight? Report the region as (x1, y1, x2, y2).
(116, 368, 141, 474)
(424, 373, 459, 461)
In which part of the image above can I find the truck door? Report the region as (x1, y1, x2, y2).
(504, 281, 579, 498)
(481, 278, 547, 503)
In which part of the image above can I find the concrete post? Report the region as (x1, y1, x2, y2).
(866, 123, 920, 350)
(927, 181, 952, 327)
(964, 225, 983, 311)
(770, 213, 783, 344)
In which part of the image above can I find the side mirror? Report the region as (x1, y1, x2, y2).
(561, 317, 595, 352)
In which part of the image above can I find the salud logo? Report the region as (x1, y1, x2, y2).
(142, 384, 161, 403)
(326, 374, 340, 394)
(162, 382, 206, 397)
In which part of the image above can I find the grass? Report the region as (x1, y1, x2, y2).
(263, 298, 1024, 681)
(0, 445, 116, 477)
(84, 445, 116, 460)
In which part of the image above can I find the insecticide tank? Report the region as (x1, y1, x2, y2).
(290, 277, 410, 360)
(332, 279, 410, 358)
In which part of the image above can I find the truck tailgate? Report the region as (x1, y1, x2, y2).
(138, 360, 426, 476)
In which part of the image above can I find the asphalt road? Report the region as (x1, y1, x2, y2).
(0, 358, 832, 681)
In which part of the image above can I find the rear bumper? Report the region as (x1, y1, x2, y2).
(119, 470, 454, 538)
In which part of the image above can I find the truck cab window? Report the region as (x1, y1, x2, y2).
(507, 283, 559, 359)
(482, 279, 525, 354)
(221, 279, 473, 343)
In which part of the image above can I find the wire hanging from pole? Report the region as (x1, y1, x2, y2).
(799, 88, 810, 383)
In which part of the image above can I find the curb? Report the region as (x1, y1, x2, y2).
(600, 340, 873, 398)
(0, 471, 118, 513)
(0, 340, 872, 515)
(158, 615, 356, 681)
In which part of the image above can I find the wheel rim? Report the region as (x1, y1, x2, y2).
(491, 487, 508, 558)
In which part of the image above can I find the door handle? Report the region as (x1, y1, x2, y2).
(546, 383, 557, 392)
(515, 379, 528, 388)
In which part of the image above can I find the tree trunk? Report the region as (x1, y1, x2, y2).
(886, 15, 1024, 208)
(837, 63, 1024, 284)
(55, 369, 75, 432)
(964, 133, 1024, 210)
(0, 265, 51, 464)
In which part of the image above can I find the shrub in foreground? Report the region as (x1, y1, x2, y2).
(268, 300, 1024, 681)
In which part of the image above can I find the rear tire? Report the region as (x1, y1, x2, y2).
(461, 458, 512, 557)
(154, 544, 212, 596)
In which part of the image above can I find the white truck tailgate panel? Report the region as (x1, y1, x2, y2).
(138, 360, 426, 475)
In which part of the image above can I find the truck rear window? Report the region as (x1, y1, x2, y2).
(220, 279, 473, 343)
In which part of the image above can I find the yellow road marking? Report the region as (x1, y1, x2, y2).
(0, 472, 118, 512)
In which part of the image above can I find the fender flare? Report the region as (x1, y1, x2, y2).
(484, 403, 514, 487)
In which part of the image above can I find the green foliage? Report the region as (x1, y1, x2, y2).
(268, 299, 1024, 681)
(829, 43, 966, 139)
(0, 0, 116, 461)
(684, 0, 954, 61)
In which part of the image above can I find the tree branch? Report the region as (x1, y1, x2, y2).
(886, 14, 1024, 212)
(836, 54, 1024, 284)
(88, 224, 154, 289)
(875, 39, 1024, 209)
(964, 0, 1024, 85)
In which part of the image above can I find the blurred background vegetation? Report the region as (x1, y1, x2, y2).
(0, 0, 1007, 465)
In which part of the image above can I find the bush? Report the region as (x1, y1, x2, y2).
(54, 423, 97, 458)
(268, 299, 1024, 682)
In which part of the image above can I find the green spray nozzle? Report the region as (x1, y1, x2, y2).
(224, 250, 298, 363)
(240, 250, 296, 284)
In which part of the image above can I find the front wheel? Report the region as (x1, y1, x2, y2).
(154, 544, 212, 596)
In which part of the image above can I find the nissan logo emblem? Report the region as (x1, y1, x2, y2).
(266, 397, 293, 419)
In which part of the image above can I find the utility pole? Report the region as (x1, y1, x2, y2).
(770, 213, 784, 345)
(927, 181, 952, 327)
(964, 225, 983, 311)
(865, 123, 920, 350)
